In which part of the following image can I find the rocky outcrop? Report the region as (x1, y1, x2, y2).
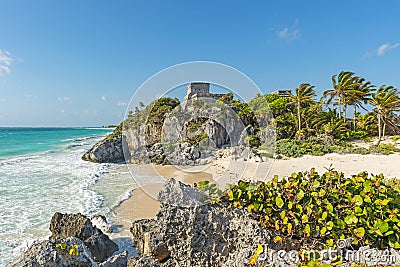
(49, 212, 119, 262)
(130, 142, 211, 166)
(8, 237, 96, 267)
(9, 213, 123, 267)
(82, 135, 125, 163)
(82, 94, 259, 164)
(130, 179, 275, 267)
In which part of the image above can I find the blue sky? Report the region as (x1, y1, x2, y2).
(0, 0, 399, 126)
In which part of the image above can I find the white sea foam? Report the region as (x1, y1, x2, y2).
(0, 134, 112, 266)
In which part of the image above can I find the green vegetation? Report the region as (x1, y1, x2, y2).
(275, 138, 400, 158)
(196, 170, 400, 251)
(55, 243, 79, 257)
(248, 70, 400, 157)
(186, 117, 208, 132)
(184, 132, 208, 146)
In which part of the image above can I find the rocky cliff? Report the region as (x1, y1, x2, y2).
(82, 125, 126, 163)
(82, 95, 260, 165)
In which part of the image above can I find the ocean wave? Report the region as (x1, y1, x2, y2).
(62, 135, 103, 142)
(0, 155, 39, 166)
(83, 127, 115, 130)
(66, 142, 89, 149)
(113, 189, 134, 209)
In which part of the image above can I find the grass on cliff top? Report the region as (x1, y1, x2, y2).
(195, 169, 400, 251)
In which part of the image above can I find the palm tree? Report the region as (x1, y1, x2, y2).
(288, 83, 316, 131)
(348, 78, 375, 130)
(323, 71, 360, 122)
(369, 85, 400, 145)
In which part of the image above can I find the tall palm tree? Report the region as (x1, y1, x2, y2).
(323, 71, 360, 122)
(288, 83, 316, 131)
(369, 85, 400, 145)
(348, 78, 375, 130)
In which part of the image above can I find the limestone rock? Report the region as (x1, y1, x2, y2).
(130, 179, 274, 267)
(82, 136, 125, 163)
(8, 237, 96, 267)
(157, 178, 207, 207)
(49, 212, 118, 262)
(127, 256, 161, 267)
(99, 251, 128, 267)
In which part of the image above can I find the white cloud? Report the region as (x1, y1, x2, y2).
(60, 109, 65, 113)
(101, 95, 106, 101)
(117, 101, 127, 107)
(278, 20, 300, 41)
(24, 94, 37, 99)
(58, 96, 71, 102)
(0, 50, 13, 76)
(377, 42, 400, 56)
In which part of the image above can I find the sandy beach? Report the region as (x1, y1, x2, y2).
(114, 152, 400, 234)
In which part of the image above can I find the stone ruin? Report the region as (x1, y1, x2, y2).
(182, 82, 225, 109)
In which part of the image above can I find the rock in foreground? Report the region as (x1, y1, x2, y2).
(130, 179, 274, 267)
(49, 212, 119, 262)
(9, 213, 123, 267)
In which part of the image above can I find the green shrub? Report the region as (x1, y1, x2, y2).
(393, 135, 400, 142)
(341, 130, 369, 140)
(246, 135, 261, 148)
(201, 170, 400, 251)
(184, 132, 208, 146)
(369, 143, 400, 155)
(275, 139, 306, 158)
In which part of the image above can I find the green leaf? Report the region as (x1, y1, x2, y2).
(276, 197, 284, 208)
(384, 230, 394, 236)
(287, 223, 293, 234)
(227, 190, 234, 200)
(247, 204, 255, 213)
(344, 215, 358, 225)
(335, 219, 346, 229)
(320, 227, 327, 235)
(326, 203, 333, 213)
(304, 224, 311, 237)
(326, 221, 334, 230)
(296, 204, 303, 213)
(296, 189, 305, 201)
(376, 220, 389, 233)
(326, 239, 334, 247)
(302, 214, 309, 223)
(354, 227, 365, 238)
(321, 211, 328, 220)
(353, 195, 363, 206)
(389, 240, 400, 249)
(280, 210, 286, 219)
(381, 199, 390, 206)
(354, 207, 363, 214)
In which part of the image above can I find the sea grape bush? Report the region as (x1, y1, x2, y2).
(198, 170, 400, 250)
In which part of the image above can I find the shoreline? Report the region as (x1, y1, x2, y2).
(112, 152, 400, 235)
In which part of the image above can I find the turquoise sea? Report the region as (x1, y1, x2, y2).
(0, 127, 137, 266)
